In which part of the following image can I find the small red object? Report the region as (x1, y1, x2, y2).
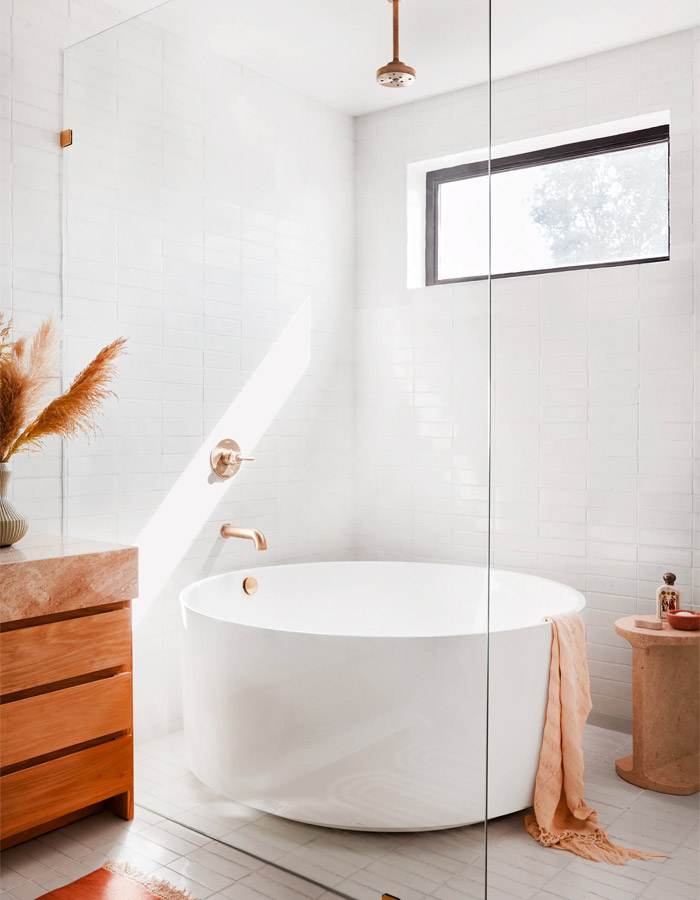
(666, 609, 700, 631)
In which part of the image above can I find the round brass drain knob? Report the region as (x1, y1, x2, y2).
(242, 576, 258, 595)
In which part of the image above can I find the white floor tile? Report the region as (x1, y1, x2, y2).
(135, 723, 695, 900)
(0, 724, 695, 900)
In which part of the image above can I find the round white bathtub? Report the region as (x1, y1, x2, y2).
(180, 561, 585, 831)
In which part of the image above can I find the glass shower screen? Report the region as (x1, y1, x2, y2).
(486, 3, 700, 900)
(62, 1, 492, 897)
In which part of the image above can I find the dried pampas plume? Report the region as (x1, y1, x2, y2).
(0, 317, 13, 360)
(0, 313, 127, 463)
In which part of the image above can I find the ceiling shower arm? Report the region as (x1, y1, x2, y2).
(393, 0, 399, 61)
(376, 0, 416, 88)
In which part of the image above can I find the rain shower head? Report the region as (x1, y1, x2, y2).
(376, 0, 416, 88)
(376, 59, 416, 87)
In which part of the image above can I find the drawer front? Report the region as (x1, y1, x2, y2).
(0, 672, 132, 769)
(0, 735, 133, 840)
(0, 608, 131, 696)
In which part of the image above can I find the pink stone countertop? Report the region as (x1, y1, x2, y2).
(0, 533, 138, 624)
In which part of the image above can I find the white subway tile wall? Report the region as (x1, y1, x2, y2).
(2, 0, 698, 739)
(4, 0, 149, 522)
(63, 22, 356, 738)
(354, 29, 700, 732)
(4, 2, 356, 740)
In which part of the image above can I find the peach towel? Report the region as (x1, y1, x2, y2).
(524, 611, 662, 864)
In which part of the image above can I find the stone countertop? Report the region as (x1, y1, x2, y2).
(0, 533, 138, 624)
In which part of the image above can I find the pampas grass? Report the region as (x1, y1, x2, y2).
(0, 355, 33, 462)
(0, 313, 127, 463)
(0, 317, 13, 361)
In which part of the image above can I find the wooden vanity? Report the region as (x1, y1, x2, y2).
(0, 534, 138, 848)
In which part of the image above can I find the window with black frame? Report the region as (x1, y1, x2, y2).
(425, 125, 670, 285)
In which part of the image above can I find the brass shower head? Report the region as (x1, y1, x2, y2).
(376, 0, 416, 88)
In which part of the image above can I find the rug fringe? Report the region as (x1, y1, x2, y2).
(104, 860, 196, 900)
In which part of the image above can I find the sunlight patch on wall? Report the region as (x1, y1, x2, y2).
(132, 299, 312, 626)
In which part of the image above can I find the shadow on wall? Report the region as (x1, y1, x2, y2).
(132, 299, 311, 627)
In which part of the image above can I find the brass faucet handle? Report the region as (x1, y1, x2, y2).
(222, 450, 254, 465)
(210, 439, 253, 479)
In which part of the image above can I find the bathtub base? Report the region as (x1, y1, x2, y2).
(190, 759, 526, 831)
(188, 751, 490, 832)
(241, 806, 478, 832)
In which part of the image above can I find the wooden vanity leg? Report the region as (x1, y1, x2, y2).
(105, 789, 134, 820)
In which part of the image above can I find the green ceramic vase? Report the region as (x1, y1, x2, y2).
(0, 462, 29, 547)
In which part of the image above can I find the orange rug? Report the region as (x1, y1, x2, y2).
(39, 861, 194, 900)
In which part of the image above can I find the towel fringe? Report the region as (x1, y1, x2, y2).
(524, 807, 665, 865)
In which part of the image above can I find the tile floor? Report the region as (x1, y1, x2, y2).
(0, 809, 338, 900)
(135, 724, 700, 900)
(1, 725, 697, 900)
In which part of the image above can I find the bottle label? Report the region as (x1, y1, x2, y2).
(658, 588, 679, 618)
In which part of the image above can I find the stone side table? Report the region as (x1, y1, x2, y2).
(614, 615, 699, 795)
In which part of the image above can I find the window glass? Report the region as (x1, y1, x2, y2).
(432, 135, 669, 283)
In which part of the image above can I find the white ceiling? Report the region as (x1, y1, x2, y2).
(108, 0, 700, 116)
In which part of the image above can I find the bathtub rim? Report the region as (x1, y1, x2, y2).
(179, 560, 586, 639)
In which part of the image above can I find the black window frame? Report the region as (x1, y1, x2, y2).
(425, 124, 670, 286)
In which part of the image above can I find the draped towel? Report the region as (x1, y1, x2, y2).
(524, 611, 664, 864)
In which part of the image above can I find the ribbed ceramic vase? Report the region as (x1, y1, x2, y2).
(0, 463, 29, 547)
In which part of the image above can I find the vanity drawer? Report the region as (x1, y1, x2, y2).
(0, 607, 131, 696)
(0, 734, 133, 841)
(0, 672, 132, 769)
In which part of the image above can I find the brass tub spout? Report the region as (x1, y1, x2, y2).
(220, 524, 267, 551)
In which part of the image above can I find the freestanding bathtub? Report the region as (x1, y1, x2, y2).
(180, 561, 585, 831)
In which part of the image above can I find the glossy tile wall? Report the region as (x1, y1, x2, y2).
(1, 0, 134, 527)
(62, 20, 355, 738)
(3, 1, 355, 739)
(354, 29, 700, 732)
(2, 1, 170, 523)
